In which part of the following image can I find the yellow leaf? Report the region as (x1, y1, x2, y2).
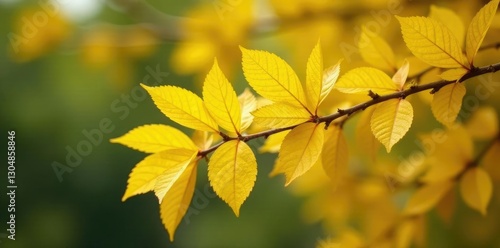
(358, 26, 397, 72)
(404, 181, 454, 215)
(252, 103, 311, 128)
(392, 59, 410, 90)
(160, 160, 197, 241)
(191, 130, 213, 151)
(371, 99, 414, 152)
(320, 60, 342, 105)
(466, 0, 499, 64)
(420, 126, 473, 183)
(435, 189, 456, 224)
(482, 141, 500, 180)
(154, 151, 198, 201)
(203, 59, 242, 133)
(335, 67, 398, 95)
(460, 167, 493, 215)
(208, 140, 257, 216)
(240, 47, 310, 111)
(429, 5, 465, 48)
(274, 123, 325, 185)
(238, 88, 257, 132)
(259, 130, 291, 153)
(305, 40, 323, 112)
(466, 105, 499, 140)
(356, 107, 380, 160)
(322, 125, 349, 188)
(396, 16, 468, 68)
(142, 84, 218, 132)
(439, 68, 468, 81)
(110, 124, 197, 153)
(122, 149, 197, 201)
(431, 83, 466, 126)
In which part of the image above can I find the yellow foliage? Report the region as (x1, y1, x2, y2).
(431, 83, 467, 127)
(208, 140, 257, 216)
(460, 167, 493, 215)
(371, 99, 414, 152)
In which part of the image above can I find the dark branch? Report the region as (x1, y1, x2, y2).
(198, 62, 500, 157)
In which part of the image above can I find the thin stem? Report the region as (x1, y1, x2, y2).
(198, 62, 500, 158)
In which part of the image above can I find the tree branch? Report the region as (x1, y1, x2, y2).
(198, 62, 500, 158)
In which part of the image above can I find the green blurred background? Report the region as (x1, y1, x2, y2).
(1, 0, 500, 247)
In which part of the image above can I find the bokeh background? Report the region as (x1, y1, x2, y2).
(1, 0, 500, 247)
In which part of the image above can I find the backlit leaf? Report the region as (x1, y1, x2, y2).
(203, 59, 242, 133)
(305, 40, 323, 111)
(110, 124, 197, 153)
(160, 160, 197, 241)
(465, 0, 499, 64)
(241, 47, 309, 111)
(320, 60, 342, 105)
(429, 5, 465, 48)
(208, 140, 257, 216)
(460, 167, 493, 215)
(397, 16, 468, 68)
(358, 26, 397, 72)
(252, 103, 311, 128)
(122, 149, 197, 201)
(371, 99, 414, 152)
(322, 125, 348, 188)
(335, 67, 398, 95)
(466, 106, 499, 140)
(238, 88, 257, 132)
(143, 84, 218, 132)
(259, 130, 291, 153)
(274, 123, 325, 185)
(431, 83, 466, 126)
(439, 68, 468, 81)
(392, 59, 410, 90)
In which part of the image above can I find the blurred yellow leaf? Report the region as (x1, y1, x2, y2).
(465, 0, 499, 64)
(203, 59, 242, 133)
(274, 123, 325, 185)
(358, 26, 397, 72)
(335, 67, 398, 95)
(395, 219, 416, 248)
(460, 167, 493, 215)
(208, 140, 257, 216)
(404, 180, 454, 215)
(429, 5, 465, 48)
(435, 189, 456, 224)
(191, 130, 214, 151)
(421, 126, 473, 183)
(160, 161, 197, 241)
(322, 125, 348, 188)
(110, 124, 197, 153)
(397, 16, 468, 69)
(252, 103, 311, 128)
(241, 47, 309, 111)
(482, 141, 500, 180)
(122, 149, 197, 202)
(371, 99, 414, 152)
(142, 84, 218, 132)
(431, 83, 466, 127)
(466, 106, 499, 140)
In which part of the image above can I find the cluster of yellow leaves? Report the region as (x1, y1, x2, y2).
(111, 0, 500, 243)
(9, 6, 71, 62)
(81, 25, 159, 90)
(405, 107, 499, 218)
(398, 0, 499, 126)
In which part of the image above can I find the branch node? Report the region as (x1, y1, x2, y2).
(337, 108, 346, 115)
(368, 90, 380, 99)
(219, 132, 231, 141)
